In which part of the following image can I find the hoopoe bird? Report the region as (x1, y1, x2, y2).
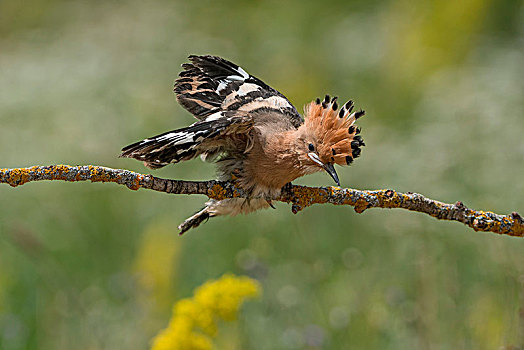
(121, 55, 366, 234)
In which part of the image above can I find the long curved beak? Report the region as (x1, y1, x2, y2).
(323, 163, 340, 186)
(308, 152, 341, 186)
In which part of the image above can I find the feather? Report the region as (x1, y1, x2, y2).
(174, 55, 303, 127)
(120, 112, 253, 168)
(303, 98, 366, 167)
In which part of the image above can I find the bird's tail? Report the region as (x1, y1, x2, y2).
(120, 119, 220, 169)
(178, 206, 214, 235)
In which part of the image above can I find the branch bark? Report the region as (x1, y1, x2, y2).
(1, 165, 522, 237)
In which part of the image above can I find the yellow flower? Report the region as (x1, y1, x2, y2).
(194, 274, 260, 321)
(152, 325, 212, 350)
(173, 298, 216, 336)
(151, 274, 261, 350)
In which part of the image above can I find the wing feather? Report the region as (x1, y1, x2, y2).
(122, 55, 302, 169)
(174, 55, 303, 127)
(120, 112, 253, 169)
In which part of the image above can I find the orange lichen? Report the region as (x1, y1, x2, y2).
(89, 165, 117, 184)
(55, 164, 69, 175)
(1, 165, 523, 238)
(209, 184, 227, 200)
(287, 186, 325, 210)
(129, 174, 142, 191)
(377, 190, 404, 209)
(88, 165, 106, 183)
(5, 167, 31, 187)
(508, 223, 524, 237)
(353, 198, 370, 213)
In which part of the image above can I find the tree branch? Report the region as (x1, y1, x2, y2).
(1, 165, 522, 237)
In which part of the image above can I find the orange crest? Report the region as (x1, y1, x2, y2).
(304, 95, 365, 166)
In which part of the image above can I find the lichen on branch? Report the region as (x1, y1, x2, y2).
(1, 164, 522, 237)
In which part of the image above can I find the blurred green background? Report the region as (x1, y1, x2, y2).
(1, 0, 523, 349)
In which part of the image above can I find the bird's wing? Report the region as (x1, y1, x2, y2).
(120, 111, 253, 169)
(174, 55, 303, 128)
(121, 55, 301, 169)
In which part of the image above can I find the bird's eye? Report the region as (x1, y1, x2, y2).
(308, 143, 315, 152)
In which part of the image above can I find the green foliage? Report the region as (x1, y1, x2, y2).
(0, 0, 523, 349)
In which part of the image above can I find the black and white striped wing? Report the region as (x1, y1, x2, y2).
(174, 55, 303, 128)
(120, 112, 253, 169)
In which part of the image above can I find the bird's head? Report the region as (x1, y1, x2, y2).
(296, 95, 365, 186)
